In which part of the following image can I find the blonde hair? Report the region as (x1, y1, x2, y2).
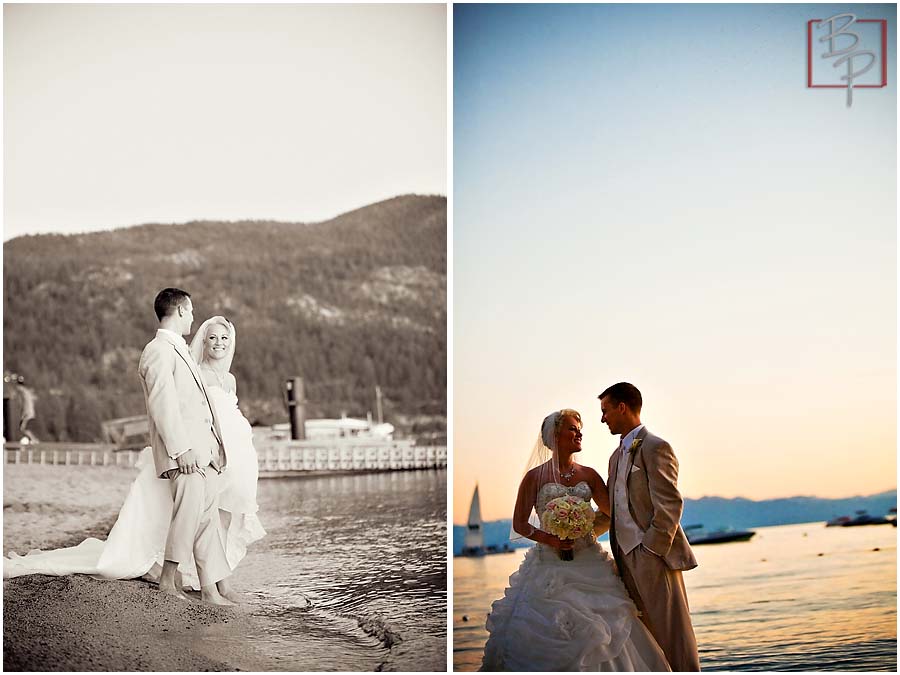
(205, 317, 231, 336)
(555, 409, 582, 437)
(541, 408, 582, 448)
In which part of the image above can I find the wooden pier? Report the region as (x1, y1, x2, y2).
(3, 443, 139, 467)
(254, 439, 447, 472)
(3, 441, 447, 473)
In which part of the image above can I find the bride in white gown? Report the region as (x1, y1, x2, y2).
(3, 316, 265, 595)
(480, 409, 670, 672)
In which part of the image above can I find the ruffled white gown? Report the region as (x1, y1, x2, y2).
(3, 385, 265, 589)
(480, 482, 670, 672)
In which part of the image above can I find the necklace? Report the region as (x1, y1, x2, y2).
(559, 463, 578, 481)
(201, 364, 227, 389)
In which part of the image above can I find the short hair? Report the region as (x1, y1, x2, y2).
(598, 382, 642, 414)
(154, 288, 191, 321)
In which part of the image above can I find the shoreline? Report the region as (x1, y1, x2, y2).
(3, 463, 446, 672)
(2, 463, 279, 672)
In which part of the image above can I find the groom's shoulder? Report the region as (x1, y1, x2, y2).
(139, 333, 173, 364)
(642, 429, 670, 450)
(141, 333, 165, 353)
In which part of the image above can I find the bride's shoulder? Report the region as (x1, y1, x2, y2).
(521, 464, 549, 488)
(522, 466, 541, 483)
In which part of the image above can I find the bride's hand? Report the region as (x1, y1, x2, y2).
(543, 534, 573, 551)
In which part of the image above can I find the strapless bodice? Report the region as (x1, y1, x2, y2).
(535, 481, 596, 555)
(536, 480, 593, 513)
(207, 386, 239, 410)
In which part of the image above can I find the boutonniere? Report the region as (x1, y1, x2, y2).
(630, 438, 643, 452)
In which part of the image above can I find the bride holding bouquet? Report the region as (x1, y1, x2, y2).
(479, 409, 670, 671)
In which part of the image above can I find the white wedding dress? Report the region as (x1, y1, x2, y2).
(480, 481, 670, 672)
(3, 384, 265, 589)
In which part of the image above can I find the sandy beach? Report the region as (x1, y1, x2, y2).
(3, 463, 135, 555)
(3, 462, 447, 672)
(3, 574, 276, 672)
(2, 463, 279, 672)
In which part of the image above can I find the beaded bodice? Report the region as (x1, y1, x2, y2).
(535, 481, 596, 554)
(536, 480, 592, 513)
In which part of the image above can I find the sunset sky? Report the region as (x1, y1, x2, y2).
(453, 3, 897, 522)
(4, 3, 446, 239)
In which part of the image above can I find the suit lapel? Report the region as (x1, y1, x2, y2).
(627, 426, 649, 474)
(157, 331, 214, 418)
(609, 443, 621, 523)
(609, 448, 620, 488)
(173, 344, 206, 393)
(175, 346, 223, 444)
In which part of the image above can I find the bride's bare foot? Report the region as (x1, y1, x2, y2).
(219, 587, 245, 603)
(201, 585, 236, 606)
(216, 579, 244, 604)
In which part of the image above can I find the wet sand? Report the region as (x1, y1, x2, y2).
(3, 575, 276, 672)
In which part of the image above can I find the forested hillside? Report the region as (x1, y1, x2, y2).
(3, 194, 446, 442)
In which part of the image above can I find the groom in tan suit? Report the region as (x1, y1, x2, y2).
(599, 382, 700, 671)
(138, 288, 233, 605)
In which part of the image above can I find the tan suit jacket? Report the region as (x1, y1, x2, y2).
(138, 330, 225, 477)
(608, 426, 697, 571)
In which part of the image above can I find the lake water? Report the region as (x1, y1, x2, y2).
(454, 522, 896, 671)
(226, 469, 447, 671)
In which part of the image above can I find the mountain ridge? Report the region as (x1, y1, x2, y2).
(452, 489, 897, 553)
(4, 194, 446, 442)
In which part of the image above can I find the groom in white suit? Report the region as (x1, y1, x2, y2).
(138, 287, 233, 605)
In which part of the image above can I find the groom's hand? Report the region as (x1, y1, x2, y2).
(175, 449, 205, 476)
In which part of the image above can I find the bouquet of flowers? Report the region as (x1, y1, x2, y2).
(540, 495, 594, 561)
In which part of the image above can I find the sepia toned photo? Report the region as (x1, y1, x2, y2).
(3, 3, 446, 671)
(452, 3, 896, 672)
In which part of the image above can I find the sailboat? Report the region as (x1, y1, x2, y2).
(458, 484, 515, 557)
(461, 484, 485, 555)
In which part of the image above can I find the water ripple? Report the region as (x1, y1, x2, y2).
(233, 470, 447, 671)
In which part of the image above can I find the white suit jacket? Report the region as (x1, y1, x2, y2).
(138, 330, 224, 477)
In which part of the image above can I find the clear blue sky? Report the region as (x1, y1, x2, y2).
(453, 3, 897, 521)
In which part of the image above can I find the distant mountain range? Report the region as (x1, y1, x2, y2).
(453, 489, 897, 555)
(3, 194, 446, 442)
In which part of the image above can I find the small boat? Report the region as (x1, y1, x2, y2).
(831, 510, 890, 527)
(826, 515, 852, 527)
(458, 484, 515, 557)
(887, 508, 897, 527)
(685, 524, 755, 545)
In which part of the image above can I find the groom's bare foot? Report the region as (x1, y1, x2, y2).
(159, 560, 189, 600)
